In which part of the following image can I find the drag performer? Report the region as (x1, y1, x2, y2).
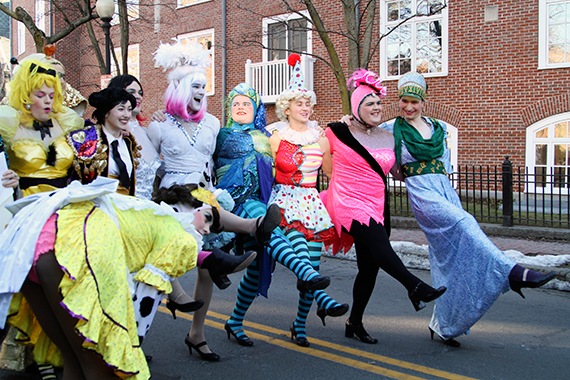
(107, 75, 162, 200)
(264, 55, 347, 347)
(147, 40, 277, 361)
(324, 69, 446, 345)
(381, 72, 555, 347)
(0, 178, 254, 380)
(0, 58, 83, 197)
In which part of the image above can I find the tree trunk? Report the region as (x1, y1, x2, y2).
(118, 0, 129, 75)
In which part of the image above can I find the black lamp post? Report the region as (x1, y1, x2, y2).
(96, 0, 115, 75)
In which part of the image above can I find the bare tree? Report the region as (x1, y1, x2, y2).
(238, 0, 447, 114)
(0, 0, 99, 53)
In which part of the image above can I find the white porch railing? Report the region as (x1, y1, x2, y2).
(245, 55, 315, 104)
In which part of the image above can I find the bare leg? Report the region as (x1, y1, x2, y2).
(187, 268, 214, 354)
(168, 278, 195, 304)
(219, 209, 257, 234)
(35, 252, 118, 380)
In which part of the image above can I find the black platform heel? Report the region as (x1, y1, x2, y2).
(184, 335, 220, 361)
(290, 324, 310, 347)
(316, 303, 349, 326)
(166, 299, 205, 319)
(224, 321, 254, 346)
(408, 282, 447, 311)
(345, 319, 378, 344)
(200, 248, 257, 290)
(254, 204, 282, 245)
(429, 327, 460, 347)
(508, 265, 556, 299)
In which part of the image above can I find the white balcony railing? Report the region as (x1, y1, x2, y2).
(245, 55, 315, 104)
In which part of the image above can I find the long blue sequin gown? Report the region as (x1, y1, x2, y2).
(383, 118, 516, 340)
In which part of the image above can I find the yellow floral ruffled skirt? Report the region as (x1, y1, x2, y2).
(7, 201, 150, 379)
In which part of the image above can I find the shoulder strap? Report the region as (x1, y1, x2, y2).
(328, 122, 391, 237)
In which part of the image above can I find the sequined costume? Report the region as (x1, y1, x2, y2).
(0, 179, 200, 380)
(129, 121, 162, 200)
(383, 118, 516, 339)
(147, 112, 220, 190)
(0, 106, 83, 196)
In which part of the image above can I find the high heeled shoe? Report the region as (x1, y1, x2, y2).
(316, 303, 349, 326)
(345, 319, 378, 344)
(254, 204, 282, 245)
(508, 265, 556, 299)
(200, 248, 257, 290)
(224, 321, 254, 346)
(184, 335, 220, 361)
(290, 324, 310, 347)
(408, 282, 447, 311)
(165, 299, 205, 319)
(429, 327, 460, 347)
(297, 275, 331, 294)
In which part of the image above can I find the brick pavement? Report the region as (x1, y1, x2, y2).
(390, 228, 570, 256)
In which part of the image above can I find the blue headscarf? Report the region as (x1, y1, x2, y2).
(225, 83, 268, 135)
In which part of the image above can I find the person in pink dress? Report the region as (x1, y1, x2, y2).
(324, 69, 446, 344)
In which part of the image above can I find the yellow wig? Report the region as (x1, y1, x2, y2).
(8, 59, 63, 126)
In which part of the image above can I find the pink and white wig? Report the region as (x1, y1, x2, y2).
(348, 69, 387, 126)
(164, 69, 208, 123)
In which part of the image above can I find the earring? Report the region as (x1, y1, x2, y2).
(25, 104, 31, 110)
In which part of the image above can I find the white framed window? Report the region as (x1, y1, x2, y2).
(111, 0, 140, 25)
(526, 113, 570, 193)
(262, 11, 312, 61)
(177, 30, 215, 95)
(111, 44, 140, 79)
(379, 0, 448, 80)
(17, 22, 25, 55)
(35, 0, 46, 34)
(177, 0, 212, 9)
(538, 0, 570, 69)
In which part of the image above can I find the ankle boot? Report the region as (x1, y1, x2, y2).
(509, 264, 555, 298)
(200, 248, 257, 289)
(408, 282, 447, 311)
(254, 204, 282, 246)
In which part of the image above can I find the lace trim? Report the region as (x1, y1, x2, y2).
(277, 125, 320, 146)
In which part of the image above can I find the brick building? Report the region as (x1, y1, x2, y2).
(10, 0, 570, 192)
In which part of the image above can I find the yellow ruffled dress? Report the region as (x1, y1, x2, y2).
(7, 200, 198, 379)
(0, 105, 84, 196)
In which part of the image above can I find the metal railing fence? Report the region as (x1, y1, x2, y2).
(317, 156, 570, 229)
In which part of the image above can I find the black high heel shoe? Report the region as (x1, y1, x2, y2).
(316, 303, 349, 326)
(165, 299, 205, 319)
(200, 248, 257, 290)
(297, 275, 330, 294)
(254, 204, 282, 246)
(290, 324, 310, 347)
(429, 327, 460, 348)
(184, 335, 220, 361)
(508, 265, 556, 299)
(408, 282, 447, 311)
(224, 321, 254, 346)
(345, 319, 378, 344)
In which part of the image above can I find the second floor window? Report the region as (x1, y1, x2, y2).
(263, 13, 312, 61)
(380, 0, 448, 79)
(539, 0, 570, 68)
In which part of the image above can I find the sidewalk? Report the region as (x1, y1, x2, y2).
(324, 218, 570, 292)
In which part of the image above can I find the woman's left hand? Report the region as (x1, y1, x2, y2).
(2, 170, 19, 189)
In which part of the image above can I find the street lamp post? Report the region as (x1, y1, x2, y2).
(96, 0, 115, 75)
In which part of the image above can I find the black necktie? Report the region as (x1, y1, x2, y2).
(110, 140, 131, 189)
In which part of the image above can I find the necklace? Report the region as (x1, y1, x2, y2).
(351, 119, 376, 135)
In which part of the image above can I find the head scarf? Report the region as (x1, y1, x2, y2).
(398, 72, 427, 100)
(225, 83, 267, 133)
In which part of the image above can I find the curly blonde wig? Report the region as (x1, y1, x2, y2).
(275, 90, 316, 122)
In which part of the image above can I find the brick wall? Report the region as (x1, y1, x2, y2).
(11, 0, 570, 168)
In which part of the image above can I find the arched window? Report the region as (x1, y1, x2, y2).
(526, 113, 570, 193)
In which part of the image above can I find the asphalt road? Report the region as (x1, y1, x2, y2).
(2, 256, 570, 380)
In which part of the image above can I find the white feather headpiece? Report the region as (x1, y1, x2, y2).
(153, 38, 211, 83)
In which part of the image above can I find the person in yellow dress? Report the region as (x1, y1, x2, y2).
(0, 178, 245, 380)
(0, 58, 84, 197)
